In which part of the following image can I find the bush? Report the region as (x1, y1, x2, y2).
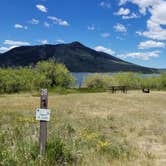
(83, 73, 142, 89)
(0, 60, 75, 93)
(114, 72, 142, 89)
(83, 74, 113, 89)
(0, 69, 22, 93)
(35, 60, 75, 88)
(161, 72, 166, 89)
(83, 72, 166, 90)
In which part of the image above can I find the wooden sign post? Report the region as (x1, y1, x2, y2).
(39, 89, 48, 156)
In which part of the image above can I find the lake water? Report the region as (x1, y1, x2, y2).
(71, 72, 160, 87)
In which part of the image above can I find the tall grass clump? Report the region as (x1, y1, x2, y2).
(45, 136, 75, 165)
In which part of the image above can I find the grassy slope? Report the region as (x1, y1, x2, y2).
(0, 91, 166, 165)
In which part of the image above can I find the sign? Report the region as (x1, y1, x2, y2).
(36, 108, 51, 121)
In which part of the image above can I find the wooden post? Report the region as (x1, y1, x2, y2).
(39, 89, 48, 156)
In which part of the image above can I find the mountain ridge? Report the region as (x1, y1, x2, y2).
(0, 41, 158, 73)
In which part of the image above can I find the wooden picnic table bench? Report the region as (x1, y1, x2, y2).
(108, 86, 127, 94)
(142, 88, 150, 93)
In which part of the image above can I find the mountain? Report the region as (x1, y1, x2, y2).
(159, 69, 166, 72)
(0, 41, 158, 73)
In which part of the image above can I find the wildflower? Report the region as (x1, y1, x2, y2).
(98, 141, 110, 148)
(97, 140, 111, 151)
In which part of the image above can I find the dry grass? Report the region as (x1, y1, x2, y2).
(0, 90, 166, 165)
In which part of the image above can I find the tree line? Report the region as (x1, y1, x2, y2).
(0, 60, 75, 93)
(83, 72, 166, 90)
(0, 60, 165, 93)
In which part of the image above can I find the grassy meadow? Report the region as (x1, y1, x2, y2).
(0, 90, 166, 166)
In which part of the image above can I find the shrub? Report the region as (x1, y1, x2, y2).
(83, 74, 113, 89)
(0, 70, 18, 93)
(113, 72, 142, 89)
(0, 60, 75, 93)
(83, 72, 166, 90)
(35, 60, 75, 88)
(161, 72, 166, 89)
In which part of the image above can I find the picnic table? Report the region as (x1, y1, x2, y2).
(142, 88, 150, 93)
(108, 86, 127, 94)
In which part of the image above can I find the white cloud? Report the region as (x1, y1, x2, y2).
(0, 47, 8, 53)
(114, 23, 127, 32)
(99, 1, 111, 8)
(139, 21, 166, 40)
(136, 31, 142, 36)
(118, 50, 160, 60)
(150, 2, 166, 25)
(44, 22, 50, 27)
(141, 1, 166, 40)
(119, 0, 127, 6)
(48, 16, 69, 26)
(38, 40, 48, 44)
(36, 4, 47, 13)
(14, 24, 28, 29)
(0, 46, 18, 53)
(56, 39, 65, 44)
(14, 24, 23, 28)
(4, 40, 30, 46)
(120, 0, 166, 40)
(115, 7, 139, 19)
(101, 33, 110, 38)
(29, 19, 39, 24)
(116, 36, 125, 40)
(122, 13, 139, 19)
(115, 7, 139, 20)
(94, 46, 115, 55)
(115, 7, 130, 15)
(1, 40, 30, 53)
(119, 0, 158, 15)
(88, 25, 95, 31)
(138, 40, 165, 49)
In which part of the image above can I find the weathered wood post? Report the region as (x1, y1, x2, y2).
(39, 89, 48, 155)
(36, 89, 51, 156)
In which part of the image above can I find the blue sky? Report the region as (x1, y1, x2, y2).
(0, 0, 166, 68)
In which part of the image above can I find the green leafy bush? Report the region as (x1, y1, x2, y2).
(83, 72, 166, 90)
(36, 60, 75, 88)
(0, 60, 75, 93)
(114, 72, 142, 89)
(83, 74, 113, 89)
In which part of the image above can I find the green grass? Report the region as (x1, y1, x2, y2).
(0, 91, 166, 165)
